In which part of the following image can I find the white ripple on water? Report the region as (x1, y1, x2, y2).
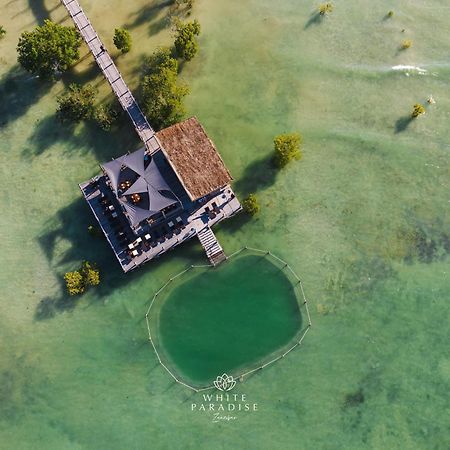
(343, 63, 441, 77)
(391, 65, 428, 76)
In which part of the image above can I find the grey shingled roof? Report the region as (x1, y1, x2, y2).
(101, 148, 177, 227)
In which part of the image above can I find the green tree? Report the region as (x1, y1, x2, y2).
(64, 270, 85, 296)
(411, 103, 425, 118)
(169, 0, 196, 20)
(17, 20, 81, 79)
(318, 3, 333, 15)
(141, 48, 189, 130)
(0, 26, 6, 39)
(94, 103, 119, 130)
(401, 39, 412, 49)
(242, 194, 260, 216)
(63, 261, 100, 296)
(80, 261, 100, 287)
(274, 133, 303, 168)
(174, 20, 201, 61)
(113, 28, 132, 53)
(56, 83, 97, 124)
(144, 47, 179, 75)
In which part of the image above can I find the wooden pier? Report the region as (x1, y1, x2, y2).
(65, 0, 240, 268)
(60, 0, 162, 154)
(197, 226, 227, 266)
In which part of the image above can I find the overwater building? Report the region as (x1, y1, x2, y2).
(62, 0, 241, 271)
(80, 118, 241, 272)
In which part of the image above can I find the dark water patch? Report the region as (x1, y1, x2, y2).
(325, 256, 396, 308)
(156, 255, 303, 385)
(414, 228, 449, 264)
(400, 219, 450, 265)
(0, 356, 48, 424)
(386, 383, 400, 403)
(341, 370, 381, 434)
(415, 229, 438, 263)
(344, 388, 365, 408)
(341, 388, 365, 434)
(275, 397, 305, 421)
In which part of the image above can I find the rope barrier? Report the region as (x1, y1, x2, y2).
(144, 247, 313, 391)
(226, 247, 246, 259)
(287, 265, 301, 281)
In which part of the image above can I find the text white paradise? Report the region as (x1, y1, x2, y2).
(191, 393, 258, 412)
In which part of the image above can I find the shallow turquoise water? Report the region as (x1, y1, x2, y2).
(155, 254, 302, 385)
(0, 0, 449, 449)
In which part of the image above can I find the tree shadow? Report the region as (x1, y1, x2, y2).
(35, 196, 209, 320)
(27, 0, 50, 25)
(61, 60, 105, 88)
(0, 54, 102, 132)
(38, 198, 114, 267)
(394, 115, 413, 133)
(35, 294, 76, 320)
(234, 153, 278, 196)
(177, 59, 187, 74)
(304, 12, 323, 29)
(24, 105, 138, 162)
(21, 54, 145, 161)
(35, 197, 138, 320)
(218, 212, 252, 234)
(148, 15, 172, 36)
(125, 0, 174, 34)
(0, 66, 52, 129)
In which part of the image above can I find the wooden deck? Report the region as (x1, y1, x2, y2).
(80, 178, 241, 272)
(60, 0, 162, 154)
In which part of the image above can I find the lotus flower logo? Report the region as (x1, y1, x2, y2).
(214, 373, 236, 391)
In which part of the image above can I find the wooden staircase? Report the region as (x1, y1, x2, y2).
(197, 226, 227, 266)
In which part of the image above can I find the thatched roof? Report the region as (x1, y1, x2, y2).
(156, 117, 232, 201)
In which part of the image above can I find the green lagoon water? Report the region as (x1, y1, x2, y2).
(155, 254, 302, 385)
(0, 0, 449, 449)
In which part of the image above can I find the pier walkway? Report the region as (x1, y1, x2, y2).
(60, 0, 162, 154)
(65, 0, 239, 268)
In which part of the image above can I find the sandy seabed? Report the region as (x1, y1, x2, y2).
(0, 0, 449, 449)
